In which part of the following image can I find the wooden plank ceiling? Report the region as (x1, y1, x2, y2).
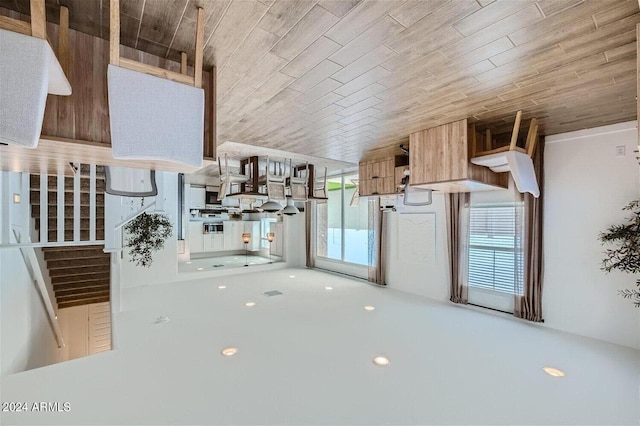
(1, 0, 638, 163)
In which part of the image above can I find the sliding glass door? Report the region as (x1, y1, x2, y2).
(315, 173, 368, 275)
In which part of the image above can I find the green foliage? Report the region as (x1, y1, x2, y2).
(599, 200, 640, 307)
(124, 212, 173, 268)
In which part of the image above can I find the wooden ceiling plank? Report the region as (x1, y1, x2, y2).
(257, 0, 317, 37)
(452, 0, 532, 37)
(385, 1, 480, 53)
(138, 0, 187, 47)
(535, 0, 584, 17)
(289, 59, 342, 92)
(324, 0, 404, 46)
(270, 4, 339, 61)
(223, 27, 280, 74)
(335, 82, 387, 108)
(387, 0, 449, 28)
(334, 65, 390, 97)
(317, 0, 360, 18)
(298, 78, 342, 105)
(281, 36, 341, 78)
(508, 0, 612, 46)
(329, 15, 404, 67)
(204, 0, 268, 71)
(332, 44, 396, 83)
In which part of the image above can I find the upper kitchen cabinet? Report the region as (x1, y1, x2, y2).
(359, 155, 408, 196)
(409, 119, 508, 193)
(189, 185, 206, 209)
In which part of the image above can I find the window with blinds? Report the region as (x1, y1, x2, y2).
(468, 203, 524, 295)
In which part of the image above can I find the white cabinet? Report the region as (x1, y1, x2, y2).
(188, 221, 204, 253)
(204, 234, 224, 252)
(190, 185, 206, 209)
(270, 222, 284, 257)
(245, 221, 260, 252)
(223, 221, 244, 251)
(223, 221, 260, 252)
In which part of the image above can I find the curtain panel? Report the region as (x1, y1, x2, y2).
(367, 197, 386, 285)
(514, 137, 545, 322)
(446, 192, 470, 304)
(305, 200, 315, 268)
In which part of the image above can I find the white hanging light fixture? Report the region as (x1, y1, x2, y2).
(260, 199, 282, 212)
(282, 198, 300, 215)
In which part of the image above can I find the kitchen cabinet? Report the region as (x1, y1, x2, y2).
(409, 118, 508, 193)
(358, 155, 407, 196)
(189, 185, 206, 209)
(188, 221, 204, 253)
(204, 234, 224, 252)
(223, 221, 260, 252)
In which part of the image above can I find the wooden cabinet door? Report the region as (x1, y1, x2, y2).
(359, 161, 370, 181)
(377, 177, 395, 195)
(410, 119, 468, 185)
(359, 179, 375, 196)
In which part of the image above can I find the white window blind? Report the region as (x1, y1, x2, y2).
(468, 203, 524, 295)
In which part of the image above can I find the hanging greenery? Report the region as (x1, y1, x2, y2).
(599, 200, 640, 307)
(124, 211, 173, 268)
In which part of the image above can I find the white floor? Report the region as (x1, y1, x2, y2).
(2, 268, 639, 425)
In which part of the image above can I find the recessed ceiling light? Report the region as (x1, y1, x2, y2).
(221, 347, 238, 357)
(372, 356, 390, 367)
(197, 267, 204, 271)
(289, 275, 295, 278)
(543, 367, 565, 377)
(325, 286, 333, 290)
(245, 302, 256, 307)
(364, 306, 375, 311)
(234, 257, 239, 260)
(186, 261, 192, 264)
(218, 285, 226, 289)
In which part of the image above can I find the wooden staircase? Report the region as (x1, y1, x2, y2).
(30, 166, 110, 309)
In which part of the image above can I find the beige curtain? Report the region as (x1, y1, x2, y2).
(305, 200, 314, 268)
(446, 192, 470, 304)
(367, 197, 385, 285)
(514, 137, 545, 322)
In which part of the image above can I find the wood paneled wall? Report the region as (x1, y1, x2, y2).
(1, 7, 215, 155)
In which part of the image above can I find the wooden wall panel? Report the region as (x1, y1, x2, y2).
(3, 8, 213, 152)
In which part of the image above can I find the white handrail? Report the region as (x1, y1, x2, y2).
(12, 229, 64, 348)
(113, 201, 156, 230)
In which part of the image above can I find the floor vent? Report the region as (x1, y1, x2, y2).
(263, 290, 282, 297)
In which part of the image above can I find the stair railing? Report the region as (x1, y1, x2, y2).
(12, 228, 64, 348)
(0, 165, 104, 248)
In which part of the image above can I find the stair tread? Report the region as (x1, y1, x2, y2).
(54, 282, 110, 291)
(58, 296, 110, 309)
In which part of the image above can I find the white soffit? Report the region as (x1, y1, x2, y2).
(218, 141, 357, 170)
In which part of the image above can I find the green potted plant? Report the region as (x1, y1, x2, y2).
(124, 211, 173, 267)
(599, 200, 640, 307)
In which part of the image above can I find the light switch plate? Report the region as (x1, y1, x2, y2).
(616, 145, 626, 157)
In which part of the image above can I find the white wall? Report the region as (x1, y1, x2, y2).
(110, 172, 180, 288)
(544, 121, 640, 349)
(383, 121, 640, 349)
(385, 194, 450, 301)
(0, 172, 60, 376)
